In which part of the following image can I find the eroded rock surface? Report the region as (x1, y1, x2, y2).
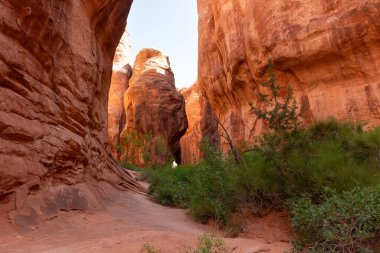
(0, 0, 141, 232)
(108, 31, 132, 160)
(121, 49, 188, 166)
(197, 0, 380, 150)
(180, 83, 220, 164)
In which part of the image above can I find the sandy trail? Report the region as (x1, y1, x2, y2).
(0, 178, 291, 253)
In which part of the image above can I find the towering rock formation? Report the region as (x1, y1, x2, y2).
(180, 83, 220, 164)
(0, 0, 141, 232)
(109, 31, 132, 160)
(180, 85, 203, 165)
(121, 49, 188, 166)
(112, 31, 133, 72)
(197, 0, 380, 151)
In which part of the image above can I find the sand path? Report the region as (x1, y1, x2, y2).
(0, 175, 291, 253)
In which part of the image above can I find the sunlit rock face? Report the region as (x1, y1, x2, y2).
(180, 85, 202, 165)
(109, 31, 132, 160)
(113, 30, 132, 72)
(121, 49, 188, 166)
(0, 0, 141, 232)
(198, 0, 380, 150)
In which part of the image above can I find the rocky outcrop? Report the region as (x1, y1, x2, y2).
(0, 0, 141, 232)
(180, 85, 202, 164)
(121, 49, 188, 166)
(108, 31, 132, 160)
(113, 31, 132, 72)
(198, 0, 380, 150)
(180, 83, 220, 164)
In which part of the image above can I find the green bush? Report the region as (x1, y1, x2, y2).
(229, 152, 282, 215)
(290, 186, 380, 253)
(189, 141, 235, 227)
(140, 233, 228, 253)
(147, 140, 235, 227)
(147, 165, 194, 207)
(232, 119, 380, 211)
(184, 233, 228, 253)
(145, 119, 380, 249)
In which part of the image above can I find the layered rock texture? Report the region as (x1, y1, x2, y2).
(196, 0, 380, 153)
(0, 0, 141, 232)
(180, 83, 220, 164)
(108, 31, 132, 160)
(121, 49, 188, 166)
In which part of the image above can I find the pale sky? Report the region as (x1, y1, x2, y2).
(127, 0, 198, 89)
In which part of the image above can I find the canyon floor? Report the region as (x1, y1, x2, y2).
(0, 174, 291, 253)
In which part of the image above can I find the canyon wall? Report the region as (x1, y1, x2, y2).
(196, 0, 380, 153)
(0, 0, 141, 232)
(108, 31, 132, 160)
(121, 49, 188, 166)
(180, 83, 220, 164)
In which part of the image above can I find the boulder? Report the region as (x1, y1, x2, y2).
(121, 49, 188, 166)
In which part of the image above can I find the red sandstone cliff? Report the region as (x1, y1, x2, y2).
(0, 0, 141, 232)
(108, 31, 132, 160)
(195, 0, 380, 155)
(180, 83, 220, 164)
(121, 49, 188, 166)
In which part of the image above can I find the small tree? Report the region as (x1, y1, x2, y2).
(193, 111, 245, 164)
(249, 60, 304, 139)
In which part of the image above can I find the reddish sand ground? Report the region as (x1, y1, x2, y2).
(0, 174, 291, 253)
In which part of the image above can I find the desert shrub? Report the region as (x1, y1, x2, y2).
(290, 186, 380, 253)
(147, 164, 194, 207)
(183, 233, 228, 253)
(117, 130, 153, 166)
(154, 136, 168, 157)
(229, 152, 282, 215)
(146, 119, 380, 247)
(189, 141, 235, 227)
(232, 119, 380, 211)
(249, 60, 304, 135)
(147, 140, 235, 227)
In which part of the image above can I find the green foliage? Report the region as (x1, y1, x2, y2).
(117, 130, 153, 165)
(229, 152, 281, 216)
(290, 186, 380, 253)
(249, 60, 304, 133)
(233, 119, 380, 205)
(189, 140, 235, 227)
(147, 165, 194, 207)
(146, 140, 235, 227)
(117, 131, 173, 167)
(140, 233, 228, 253)
(154, 136, 168, 157)
(141, 132, 153, 163)
(184, 233, 228, 253)
(145, 119, 380, 251)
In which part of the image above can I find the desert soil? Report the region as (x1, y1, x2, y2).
(0, 172, 291, 253)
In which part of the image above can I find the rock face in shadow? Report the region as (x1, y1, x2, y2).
(108, 31, 132, 160)
(180, 83, 220, 164)
(0, 0, 141, 232)
(121, 49, 188, 166)
(197, 0, 380, 151)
